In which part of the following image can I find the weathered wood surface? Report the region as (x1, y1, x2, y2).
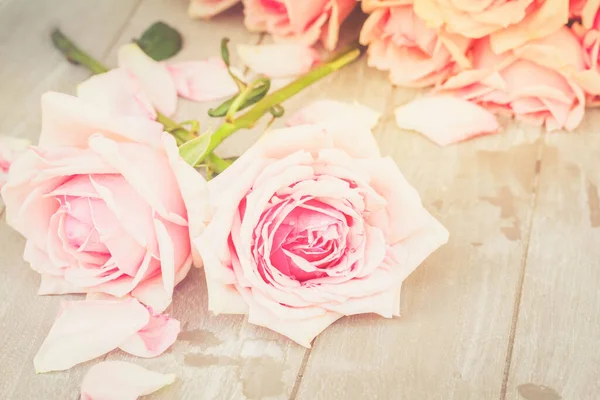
(0, 0, 599, 399)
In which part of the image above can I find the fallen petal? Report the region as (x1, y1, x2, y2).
(119, 309, 180, 358)
(237, 43, 320, 78)
(394, 95, 500, 146)
(34, 299, 150, 373)
(167, 58, 238, 102)
(80, 361, 175, 400)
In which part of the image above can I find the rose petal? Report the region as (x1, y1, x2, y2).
(34, 299, 149, 373)
(394, 95, 500, 146)
(77, 68, 157, 119)
(167, 58, 238, 102)
(119, 310, 180, 358)
(117, 43, 178, 117)
(0, 135, 30, 190)
(38, 273, 86, 295)
(237, 43, 320, 78)
(286, 99, 381, 129)
(38, 92, 164, 149)
(80, 361, 175, 400)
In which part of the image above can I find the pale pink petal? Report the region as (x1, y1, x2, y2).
(286, 100, 381, 129)
(154, 218, 176, 301)
(34, 299, 149, 373)
(188, 0, 241, 18)
(162, 133, 210, 253)
(237, 43, 320, 78)
(245, 292, 343, 348)
(394, 95, 500, 146)
(77, 68, 157, 119)
(119, 310, 180, 358)
(80, 361, 175, 400)
(117, 44, 178, 117)
(38, 92, 164, 149)
(38, 273, 86, 295)
(87, 134, 187, 226)
(131, 255, 193, 314)
(167, 58, 238, 102)
(0, 135, 29, 190)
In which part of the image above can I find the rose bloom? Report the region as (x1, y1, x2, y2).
(188, 0, 240, 18)
(570, 0, 600, 26)
(242, 0, 357, 50)
(570, 4, 600, 104)
(0, 135, 29, 190)
(439, 27, 585, 132)
(360, 0, 472, 87)
(1, 92, 208, 313)
(412, 0, 569, 53)
(194, 116, 449, 347)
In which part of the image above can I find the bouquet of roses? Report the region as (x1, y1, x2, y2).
(0, 16, 449, 398)
(191, 0, 600, 145)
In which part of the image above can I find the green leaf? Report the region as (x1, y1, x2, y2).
(178, 134, 211, 167)
(208, 80, 271, 117)
(221, 38, 231, 67)
(135, 22, 182, 61)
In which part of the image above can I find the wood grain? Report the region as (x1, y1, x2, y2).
(505, 130, 600, 400)
(294, 87, 546, 399)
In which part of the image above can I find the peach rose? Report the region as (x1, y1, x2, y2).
(1, 92, 209, 313)
(194, 116, 449, 347)
(360, 0, 472, 87)
(439, 28, 585, 131)
(570, 0, 600, 27)
(0, 135, 30, 190)
(242, 0, 357, 50)
(570, 4, 600, 104)
(412, 0, 569, 53)
(188, 0, 240, 19)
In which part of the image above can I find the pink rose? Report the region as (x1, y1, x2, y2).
(1, 92, 209, 313)
(242, 0, 357, 50)
(360, 1, 472, 87)
(412, 0, 569, 53)
(194, 117, 448, 347)
(439, 28, 585, 131)
(0, 135, 29, 190)
(188, 0, 241, 18)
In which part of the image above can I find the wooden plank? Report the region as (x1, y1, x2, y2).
(294, 85, 545, 398)
(0, 0, 143, 398)
(504, 128, 600, 400)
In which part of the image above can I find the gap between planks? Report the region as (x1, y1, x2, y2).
(499, 136, 547, 400)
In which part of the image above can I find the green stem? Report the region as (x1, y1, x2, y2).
(195, 46, 363, 166)
(52, 29, 109, 74)
(225, 78, 268, 123)
(51, 28, 226, 170)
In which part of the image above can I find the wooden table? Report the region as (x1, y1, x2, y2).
(1, 1, 599, 399)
